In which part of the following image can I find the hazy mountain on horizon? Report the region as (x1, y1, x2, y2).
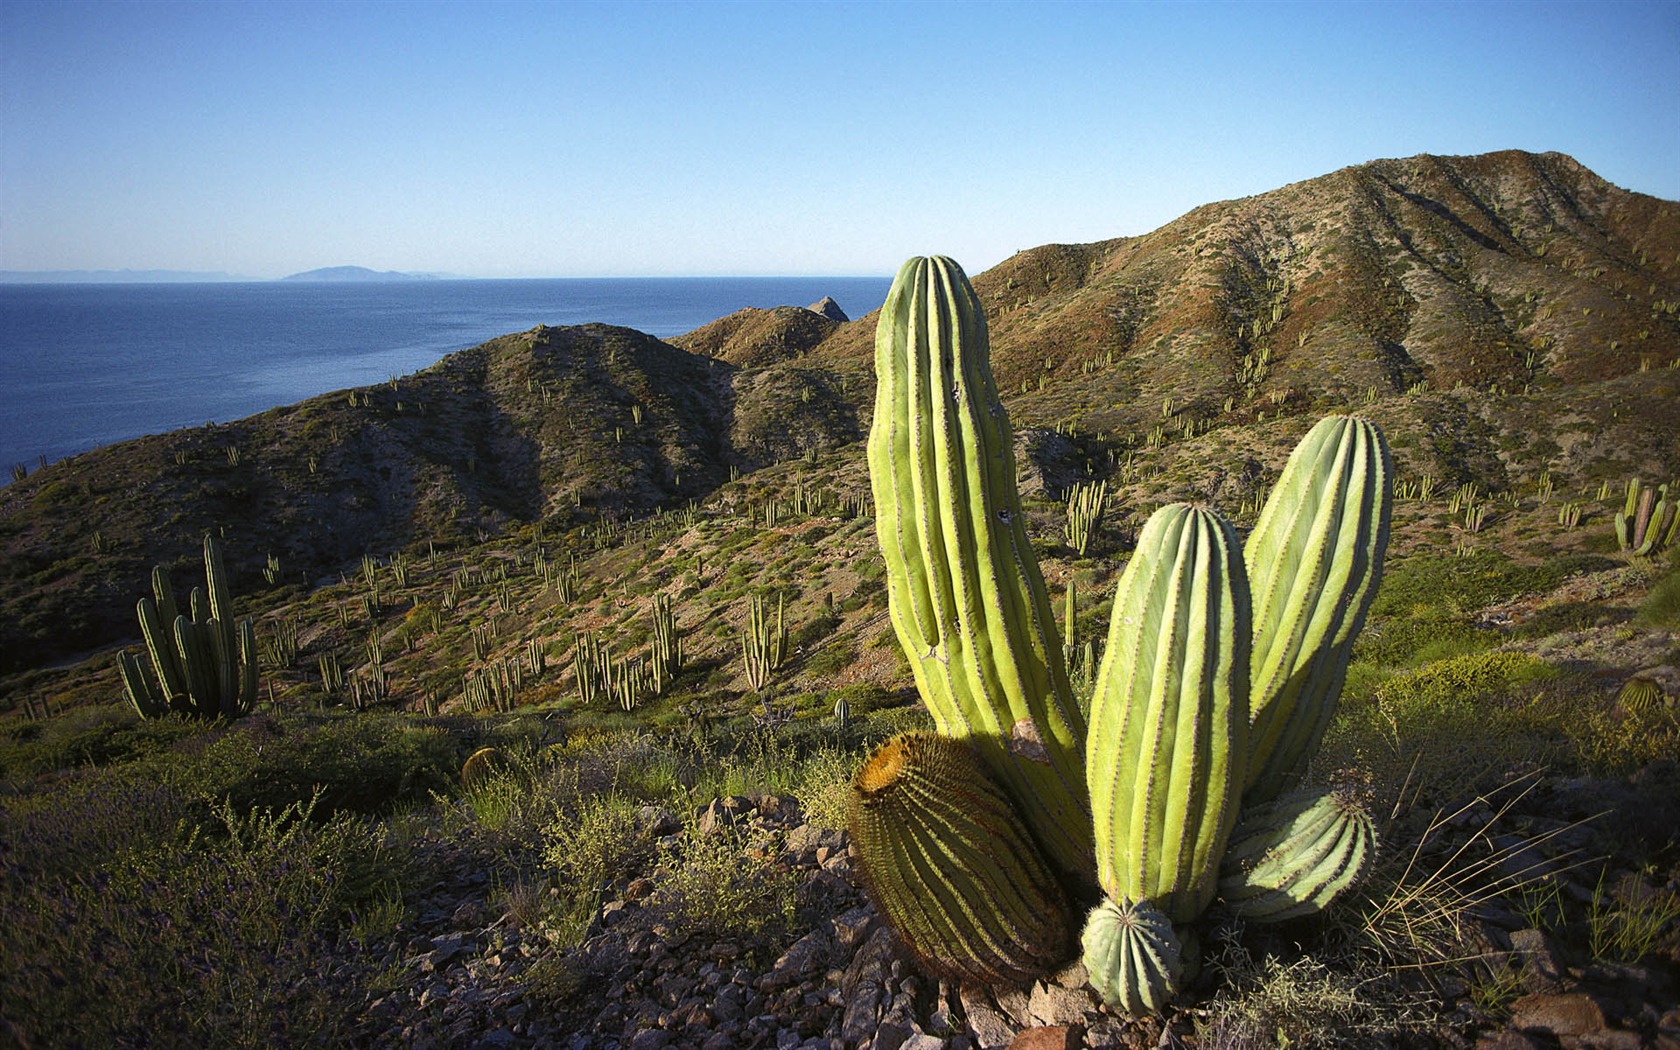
(0, 268, 254, 284)
(280, 265, 454, 282)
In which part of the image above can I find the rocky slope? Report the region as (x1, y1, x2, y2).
(1, 149, 1675, 675)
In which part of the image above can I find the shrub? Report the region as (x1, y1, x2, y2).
(1636, 562, 1680, 628)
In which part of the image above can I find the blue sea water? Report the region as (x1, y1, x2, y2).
(0, 277, 891, 475)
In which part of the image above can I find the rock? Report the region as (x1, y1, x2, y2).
(903, 1034, 950, 1050)
(808, 297, 849, 323)
(1028, 979, 1093, 1026)
(1509, 928, 1567, 991)
(1511, 992, 1609, 1037)
(958, 984, 1019, 1050)
(760, 929, 831, 992)
(1475, 1033, 1543, 1050)
(831, 906, 877, 948)
(1006, 1026, 1082, 1050)
(628, 1028, 671, 1050)
(699, 796, 755, 836)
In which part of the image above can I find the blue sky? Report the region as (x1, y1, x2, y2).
(2, 0, 1676, 278)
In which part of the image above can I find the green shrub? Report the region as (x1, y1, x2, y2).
(1636, 562, 1680, 628)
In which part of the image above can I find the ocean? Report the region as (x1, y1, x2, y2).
(0, 277, 891, 475)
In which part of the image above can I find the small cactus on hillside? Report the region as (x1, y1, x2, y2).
(117, 535, 258, 720)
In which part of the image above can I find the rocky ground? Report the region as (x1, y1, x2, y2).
(336, 772, 1680, 1050)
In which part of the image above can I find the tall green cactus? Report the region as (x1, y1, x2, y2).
(117, 535, 257, 720)
(1243, 415, 1392, 803)
(1087, 503, 1249, 924)
(867, 255, 1092, 882)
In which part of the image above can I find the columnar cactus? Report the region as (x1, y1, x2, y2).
(867, 255, 1092, 883)
(117, 535, 257, 720)
(1242, 415, 1392, 804)
(1087, 504, 1249, 924)
(1066, 480, 1107, 556)
(741, 593, 787, 692)
(650, 593, 683, 692)
(848, 731, 1071, 984)
(863, 254, 1392, 1011)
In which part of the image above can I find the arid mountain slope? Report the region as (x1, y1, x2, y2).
(1, 149, 1675, 674)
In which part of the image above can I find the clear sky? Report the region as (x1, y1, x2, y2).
(2, 0, 1676, 279)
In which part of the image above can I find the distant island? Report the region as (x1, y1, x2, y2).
(280, 266, 449, 282)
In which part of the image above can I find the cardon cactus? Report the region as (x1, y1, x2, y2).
(848, 731, 1071, 984)
(118, 534, 257, 720)
(867, 255, 1092, 883)
(1243, 415, 1392, 804)
(1218, 786, 1377, 922)
(1080, 897, 1182, 1016)
(1087, 503, 1249, 924)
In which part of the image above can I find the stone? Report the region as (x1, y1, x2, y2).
(808, 296, 850, 323)
(903, 1035, 950, 1050)
(760, 929, 832, 992)
(1475, 1032, 1543, 1050)
(867, 1024, 911, 1050)
(958, 984, 1019, 1050)
(628, 1028, 672, 1050)
(1511, 992, 1609, 1037)
(1509, 928, 1566, 991)
(1006, 1027, 1081, 1050)
(991, 986, 1034, 1028)
(1028, 980, 1093, 1026)
(638, 805, 682, 837)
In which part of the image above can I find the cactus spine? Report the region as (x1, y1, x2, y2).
(118, 535, 257, 720)
(848, 732, 1071, 984)
(1242, 416, 1392, 804)
(1087, 503, 1249, 924)
(867, 255, 1092, 882)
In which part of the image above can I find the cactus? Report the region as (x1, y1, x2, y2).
(1242, 415, 1392, 804)
(867, 255, 1092, 883)
(1066, 480, 1106, 556)
(650, 593, 683, 692)
(1218, 786, 1377, 922)
(1080, 897, 1182, 1016)
(848, 732, 1071, 984)
(461, 746, 508, 788)
(118, 535, 257, 721)
(1087, 503, 1249, 924)
(741, 593, 787, 692)
(1616, 481, 1676, 554)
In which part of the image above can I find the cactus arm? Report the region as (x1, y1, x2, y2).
(236, 618, 259, 715)
(118, 650, 166, 719)
(203, 536, 241, 705)
(137, 596, 187, 701)
(867, 255, 1092, 882)
(1088, 503, 1248, 923)
(1243, 415, 1392, 804)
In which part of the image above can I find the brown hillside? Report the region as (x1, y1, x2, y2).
(669, 305, 840, 367)
(2, 149, 1676, 676)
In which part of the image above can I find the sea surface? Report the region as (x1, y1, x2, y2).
(0, 277, 891, 475)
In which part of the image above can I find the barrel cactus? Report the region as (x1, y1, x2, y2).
(1218, 786, 1377, 922)
(848, 731, 1071, 984)
(1081, 897, 1182, 1016)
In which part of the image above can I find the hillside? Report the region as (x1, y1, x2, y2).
(3, 149, 1675, 677)
(3, 149, 1680, 1050)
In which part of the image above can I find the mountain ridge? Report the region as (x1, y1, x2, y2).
(1, 148, 1676, 674)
